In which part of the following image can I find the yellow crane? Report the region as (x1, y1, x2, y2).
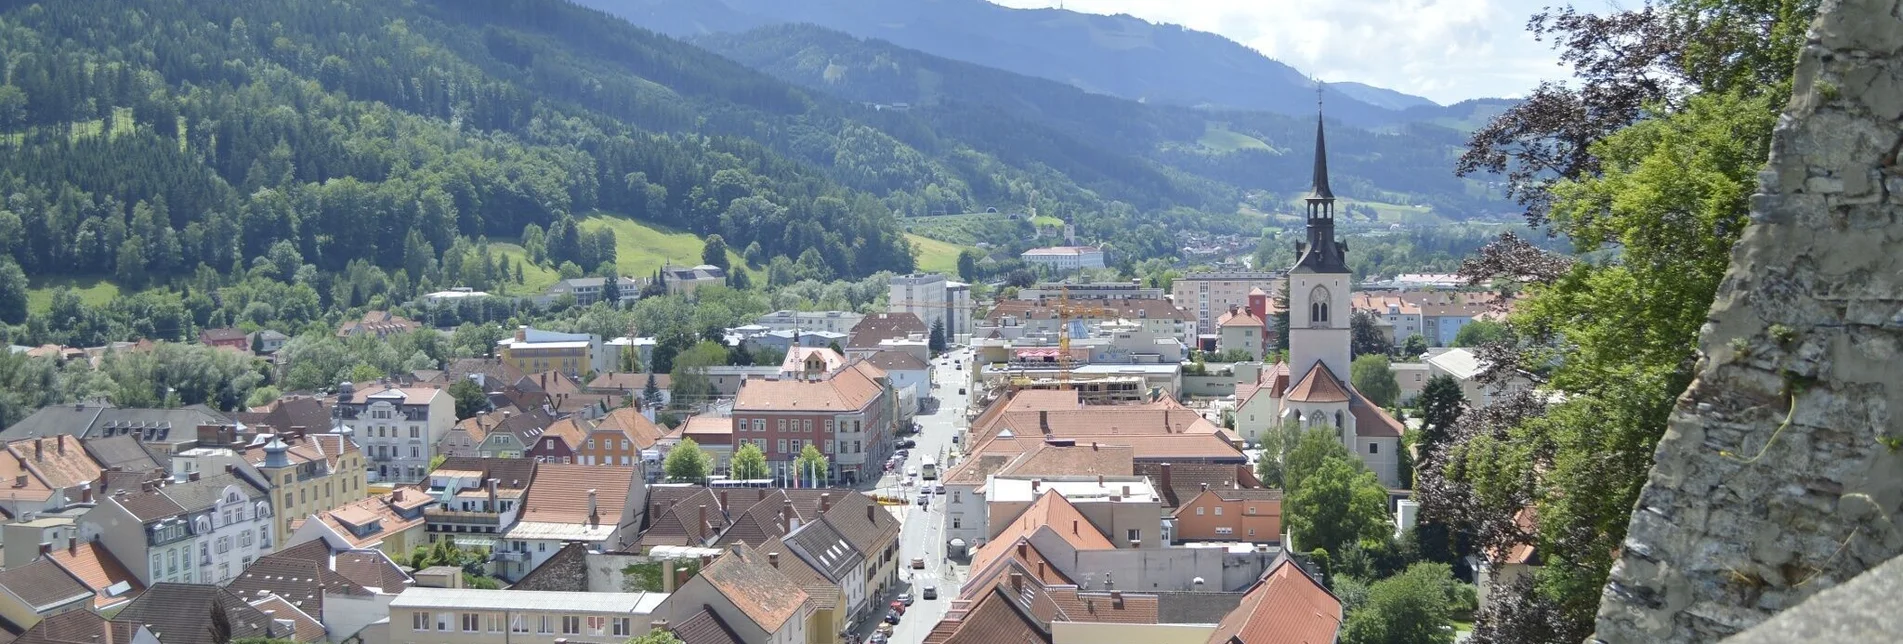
(1050, 284, 1113, 390)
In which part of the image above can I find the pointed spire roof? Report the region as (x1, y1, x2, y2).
(1308, 111, 1334, 200)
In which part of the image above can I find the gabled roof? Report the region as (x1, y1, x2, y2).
(780, 347, 847, 374)
(225, 550, 373, 618)
(593, 407, 668, 450)
(864, 350, 930, 372)
(750, 536, 841, 612)
(1347, 392, 1405, 438)
(432, 457, 537, 489)
(971, 491, 1111, 577)
(817, 492, 900, 559)
(698, 543, 810, 633)
(781, 517, 864, 584)
(1283, 363, 1350, 404)
(638, 488, 728, 547)
(247, 594, 327, 642)
(114, 583, 281, 644)
(1204, 558, 1340, 644)
(9, 607, 143, 644)
(518, 463, 636, 526)
(669, 605, 746, 644)
(733, 361, 884, 413)
(0, 559, 91, 611)
(44, 542, 143, 609)
(1047, 588, 1161, 624)
(924, 583, 1053, 644)
(294, 490, 427, 550)
(586, 371, 672, 393)
(1216, 310, 1266, 328)
(1135, 463, 1263, 509)
(80, 434, 164, 472)
(847, 313, 927, 349)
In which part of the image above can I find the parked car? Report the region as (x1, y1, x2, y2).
(900, 439, 917, 449)
(889, 600, 907, 615)
(884, 610, 901, 625)
(907, 467, 918, 478)
(897, 593, 914, 606)
(911, 557, 926, 569)
(958, 388, 966, 394)
(931, 484, 946, 494)
(923, 584, 938, 600)
(868, 633, 888, 644)
(917, 494, 930, 507)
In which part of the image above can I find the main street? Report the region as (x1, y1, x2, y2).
(851, 345, 974, 644)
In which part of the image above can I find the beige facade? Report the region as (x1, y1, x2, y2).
(1171, 490, 1282, 543)
(1051, 622, 1216, 644)
(1172, 272, 1284, 335)
(252, 434, 368, 547)
(387, 588, 665, 644)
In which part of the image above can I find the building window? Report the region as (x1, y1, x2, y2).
(1247, 506, 1257, 515)
(462, 613, 481, 632)
(511, 616, 529, 633)
(413, 612, 430, 631)
(1214, 507, 1223, 516)
(1369, 443, 1379, 454)
(778, 439, 788, 453)
(777, 419, 787, 431)
(538, 616, 552, 634)
(1196, 507, 1204, 516)
(1215, 527, 1234, 535)
(151, 553, 162, 574)
(613, 618, 632, 636)
(561, 616, 581, 634)
(952, 517, 962, 529)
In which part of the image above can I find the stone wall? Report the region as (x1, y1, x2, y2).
(1593, 0, 1903, 641)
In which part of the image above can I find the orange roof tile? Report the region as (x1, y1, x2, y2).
(734, 362, 884, 413)
(971, 492, 1112, 577)
(1216, 310, 1266, 328)
(519, 463, 636, 526)
(698, 543, 810, 632)
(1284, 363, 1350, 404)
(1205, 559, 1340, 644)
(46, 542, 144, 609)
(594, 408, 668, 450)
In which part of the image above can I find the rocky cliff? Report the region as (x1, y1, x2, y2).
(1593, 0, 1903, 641)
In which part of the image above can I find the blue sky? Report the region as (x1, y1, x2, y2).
(987, 0, 1600, 104)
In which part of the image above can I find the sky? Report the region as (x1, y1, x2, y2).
(986, 0, 1593, 105)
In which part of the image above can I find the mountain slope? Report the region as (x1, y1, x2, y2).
(692, 24, 1504, 216)
(575, 0, 1451, 126)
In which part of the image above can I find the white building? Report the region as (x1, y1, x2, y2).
(1170, 271, 1285, 337)
(333, 383, 456, 484)
(419, 287, 490, 305)
(754, 310, 865, 334)
(1424, 347, 1531, 407)
(80, 472, 275, 586)
(387, 587, 667, 644)
(888, 273, 972, 341)
(1020, 246, 1107, 271)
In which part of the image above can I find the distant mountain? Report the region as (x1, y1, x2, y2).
(571, 0, 1475, 127)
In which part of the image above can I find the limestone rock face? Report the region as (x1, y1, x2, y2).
(1593, 0, 1903, 641)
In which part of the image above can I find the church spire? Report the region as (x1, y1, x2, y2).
(1309, 110, 1334, 200)
(1292, 82, 1348, 274)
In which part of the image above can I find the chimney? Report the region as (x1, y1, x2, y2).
(56, 434, 65, 455)
(1031, 479, 1041, 492)
(1017, 542, 1027, 558)
(394, 489, 403, 502)
(1097, 475, 1104, 487)
(768, 551, 781, 568)
(35, 439, 42, 461)
(67, 535, 76, 554)
(188, 471, 200, 482)
(587, 489, 599, 520)
(487, 478, 499, 504)
(1160, 463, 1173, 496)
(1010, 572, 1024, 591)
(1121, 485, 1130, 497)
(11, 474, 24, 488)
(1037, 561, 1047, 579)
(38, 542, 50, 555)
(1072, 520, 1078, 534)
(698, 504, 708, 532)
(81, 486, 92, 503)
(866, 504, 876, 523)
(820, 492, 832, 515)
(720, 490, 729, 510)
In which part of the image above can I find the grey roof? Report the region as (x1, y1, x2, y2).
(113, 583, 278, 644)
(1, 403, 227, 444)
(82, 435, 164, 472)
(864, 350, 929, 372)
(781, 517, 864, 584)
(0, 559, 92, 610)
(1154, 591, 1249, 624)
(1307, 113, 1334, 200)
(158, 472, 268, 513)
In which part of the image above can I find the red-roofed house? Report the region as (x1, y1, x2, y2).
(1215, 307, 1269, 359)
(732, 360, 894, 484)
(1204, 558, 1341, 644)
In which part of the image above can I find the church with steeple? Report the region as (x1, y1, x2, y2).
(1232, 106, 1405, 487)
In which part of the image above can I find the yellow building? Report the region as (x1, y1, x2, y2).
(248, 432, 369, 547)
(497, 326, 609, 378)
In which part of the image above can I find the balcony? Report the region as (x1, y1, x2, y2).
(424, 508, 503, 527)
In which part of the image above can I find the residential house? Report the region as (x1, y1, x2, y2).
(862, 351, 930, 419)
(443, 408, 555, 459)
(337, 311, 421, 339)
(1476, 508, 1542, 614)
(332, 382, 454, 484)
(587, 372, 672, 410)
(1202, 558, 1341, 644)
(1133, 462, 1262, 512)
(497, 463, 646, 580)
(199, 327, 250, 350)
(1424, 347, 1531, 408)
(778, 347, 847, 380)
(5, 605, 158, 644)
(661, 543, 812, 644)
(1171, 488, 1283, 544)
(983, 477, 1161, 550)
(227, 538, 412, 641)
(731, 362, 894, 484)
(576, 407, 668, 466)
(115, 582, 319, 644)
(1, 403, 229, 457)
(941, 438, 1137, 551)
(249, 329, 290, 354)
(1215, 307, 1268, 358)
(224, 428, 367, 547)
(496, 327, 612, 379)
(41, 538, 145, 611)
(511, 370, 614, 421)
(1400, 291, 1497, 346)
(419, 458, 536, 551)
(288, 488, 432, 557)
(1020, 246, 1106, 271)
(524, 417, 587, 464)
(1392, 361, 1431, 404)
(679, 416, 736, 474)
(845, 313, 927, 353)
(0, 558, 94, 630)
(1351, 293, 1425, 346)
(755, 310, 865, 335)
(779, 519, 864, 640)
(79, 471, 274, 586)
(753, 535, 848, 644)
(1169, 271, 1285, 336)
(387, 587, 667, 644)
(0, 436, 106, 520)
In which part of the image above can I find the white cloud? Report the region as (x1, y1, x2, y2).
(987, 0, 1588, 104)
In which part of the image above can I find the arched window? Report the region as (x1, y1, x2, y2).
(1308, 286, 1331, 325)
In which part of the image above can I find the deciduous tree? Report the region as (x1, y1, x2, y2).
(664, 437, 710, 483)
(731, 442, 770, 480)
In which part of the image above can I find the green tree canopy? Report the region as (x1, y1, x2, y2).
(1286, 453, 1391, 555)
(731, 441, 770, 480)
(627, 628, 686, 644)
(794, 443, 829, 487)
(929, 318, 947, 354)
(1451, 320, 1506, 348)
(1350, 354, 1401, 408)
(448, 378, 490, 420)
(1340, 563, 1458, 644)
(1350, 310, 1392, 357)
(1400, 334, 1429, 358)
(1415, 375, 1465, 456)
(665, 436, 711, 483)
(701, 234, 731, 270)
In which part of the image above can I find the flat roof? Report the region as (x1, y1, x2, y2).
(987, 477, 1160, 504)
(502, 521, 618, 542)
(391, 587, 667, 614)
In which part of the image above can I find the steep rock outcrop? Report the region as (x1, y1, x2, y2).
(1594, 0, 1903, 640)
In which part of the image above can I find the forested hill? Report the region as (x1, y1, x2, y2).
(693, 24, 1505, 216)
(0, 0, 1075, 290)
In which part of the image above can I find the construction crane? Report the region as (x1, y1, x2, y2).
(1051, 284, 1113, 390)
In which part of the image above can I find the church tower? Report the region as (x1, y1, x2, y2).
(1286, 107, 1353, 382)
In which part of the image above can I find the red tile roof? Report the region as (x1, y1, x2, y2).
(1217, 310, 1267, 328)
(698, 543, 810, 633)
(1283, 363, 1350, 403)
(44, 542, 143, 609)
(970, 491, 1112, 577)
(1348, 392, 1405, 438)
(1205, 559, 1340, 644)
(734, 361, 884, 412)
(519, 463, 636, 525)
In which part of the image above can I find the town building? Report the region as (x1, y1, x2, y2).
(331, 382, 454, 484)
(659, 542, 812, 644)
(544, 276, 644, 306)
(981, 297, 1196, 349)
(496, 326, 613, 379)
(862, 350, 930, 420)
(337, 311, 421, 339)
(1017, 281, 1165, 301)
(387, 587, 667, 644)
(201, 427, 367, 548)
(1351, 293, 1426, 345)
(0, 435, 106, 520)
(2, 403, 229, 458)
(79, 471, 275, 586)
(846, 312, 928, 353)
(661, 264, 729, 296)
(730, 362, 894, 485)
(779, 347, 848, 380)
(984, 477, 1162, 549)
(198, 327, 249, 351)
(418, 458, 536, 552)
(0, 558, 95, 630)
(606, 336, 659, 372)
(755, 310, 866, 335)
(1230, 114, 1407, 487)
(3, 607, 157, 644)
(225, 538, 413, 641)
(677, 416, 736, 473)
(1170, 271, 1286, 336)
(1201, 558, 1342, 644)
(115, 582, 318, 644)
(249, 329, 290, 354)
(888, 273, 973, 341)
(288, 488, 431, 557)
(1215, 307, 1269, 358)
(1402, 291, 1498, 346)
(1170, 488, 1283, 544)
(1020, 246, 1107, 271)
(1424, 347, 1532, 407)
(419, 287, 490, 305)
(497, 463, 647, 579)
